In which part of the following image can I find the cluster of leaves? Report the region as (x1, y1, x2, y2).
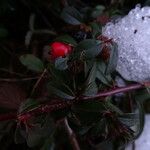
(0, 0, 150, 150)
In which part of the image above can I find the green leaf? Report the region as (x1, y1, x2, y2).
(19, 98, 39, 113)
(90, 22, 102, 38)
(61, 6, 83, 25)
(84, 62, 98, 96)
(76, 39, 102, 58)
(84, 60, 112, 96)
(48, 84, 74, 100)
(84, 82, 98, 96)
(47, 66, 75, 99)
(86, 62, 97, 84)
(96, 60, 112, 85)
(54, 35, 77, 46)
(106, 43, 118, 74)
(91, 118, 107, 136)
(90, 5, 105, 18)
(55, 57, 68, 70)
(20, 54, 44, 72)
(105, 100, 123, 115)
(133, 100, 145, 140)
(119, 113, 139, 127)
(135, 89, 150, 102)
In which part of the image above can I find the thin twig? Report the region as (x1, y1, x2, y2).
(0, 68, 27, 77)
(34, 29, 57, 36)
(0, 77, 40, 82)
(63, 118, 80, 150)
(30, 68, 47, 96)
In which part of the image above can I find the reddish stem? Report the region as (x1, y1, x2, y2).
(0, 82, 148, 122)
(82, 83, 143, 100)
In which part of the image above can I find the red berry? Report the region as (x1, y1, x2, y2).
(50, 42, 72, 59)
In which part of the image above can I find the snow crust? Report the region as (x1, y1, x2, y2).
(103, 5, 150, 82)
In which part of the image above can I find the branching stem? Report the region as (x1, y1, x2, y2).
(0, 82, 148, 122)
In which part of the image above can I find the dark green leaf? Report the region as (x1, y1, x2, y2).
(105, 100, 123, 115)
(55, 57, 68, 70)
(47, 66, 75, 99)
(76, 39, 102, 58)
(96, 61, 112, 85)
(84, 63, 98, 96)
(133, 100, 145, 140)
(61, 6, 83, 25)
(84, 61, 112, 95)
(90, 5, 105, 18)
(48, 84, 74, 100)
(91, 118, 107, 136)
(19, 98, 39, 113)
(90, 22, 102, 38)
(84, 82, 98, 96)
(54, 35, 77, 46)
(135, 89, 150, 102)
(20, 54, 44, 72)
(106, 43, 118, 74)
(119, 113, 139, 127)
(86, 62, 97, 84)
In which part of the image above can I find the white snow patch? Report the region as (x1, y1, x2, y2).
(103, 5, 150, 82)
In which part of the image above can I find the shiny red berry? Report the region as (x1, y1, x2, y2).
(50, 42, 72, 59)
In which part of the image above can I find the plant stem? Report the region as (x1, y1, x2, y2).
(82, 83, 145, 101)
(0, 82, 149, 122)
(63, 118, 80, 150)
